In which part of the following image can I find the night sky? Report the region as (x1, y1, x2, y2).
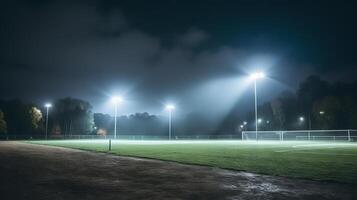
(1, 0, 356, 116)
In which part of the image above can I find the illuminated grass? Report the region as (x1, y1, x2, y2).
(27, 140, 357, 184)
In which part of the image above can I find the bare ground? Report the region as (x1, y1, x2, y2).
(0, 141, 356, 200)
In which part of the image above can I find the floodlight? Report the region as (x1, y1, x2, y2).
(319, 111, 325, 115)
(111, 96, 123, 104)
(249, 71, 266, 141)
(250, 72, 265, 80)
(44, 103, 52, 140)
(258, 118, 262, 123)
(165, 104, 175, 111)
(243, 121, 247, 125)
(165, 104, 175, 140)
(240, 125, 244, 128)
(111, 96, 124, 139)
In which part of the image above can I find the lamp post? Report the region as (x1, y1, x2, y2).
(243, 121, 247, 131)
(44, 103, 52, 140)
(111, 96, 123, 139)
(165, 104, 175, 140)
(250, 72, 265, 141)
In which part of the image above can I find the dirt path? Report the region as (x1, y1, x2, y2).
(0, 141, 355, 200)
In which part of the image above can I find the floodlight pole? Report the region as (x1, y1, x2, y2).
(168, 109, 172, 140)
(114, 103, 118, 139)
(254, 79, 258, 141)
(45, 106, 50, 140)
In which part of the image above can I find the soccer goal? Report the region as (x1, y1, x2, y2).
(242, 130, 357, 141)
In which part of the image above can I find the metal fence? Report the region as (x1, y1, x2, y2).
(0, 134, 243, 141)
(2, 130, 357, 141)
(242, 129, 357, 142)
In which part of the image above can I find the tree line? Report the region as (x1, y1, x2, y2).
(247, 75, 357, 131)
(0, 75, 357, 137)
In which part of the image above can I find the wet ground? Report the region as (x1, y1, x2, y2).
(0, 141, 356, 200)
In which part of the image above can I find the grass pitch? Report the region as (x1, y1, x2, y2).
(27, 140, 357, 184)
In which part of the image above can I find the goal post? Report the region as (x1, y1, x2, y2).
(242, 129, 357, 141)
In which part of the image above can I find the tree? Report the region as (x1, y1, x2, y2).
(0, 110, 7, 134)
(29, 107, 43, 131)
(93, 113, 112, 135)
(271, 99, 285, 130)
(0, 100, 37, 134)
(52, 97, 94, 135)
(297, 75, 330, 117)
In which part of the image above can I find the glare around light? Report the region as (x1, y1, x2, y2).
(319, 111, 325, 115)
(165, 104, 175, 111)
(299, 116, 305, 122)
(250, 72, 265, 80)
(257, 118, 262, 123)
(243, 121, 247, 125)
(111, 96, 123, 104)
(45, 103, 52, 108)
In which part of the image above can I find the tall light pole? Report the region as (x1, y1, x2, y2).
(250, 72, 265, 141)
(165, 104, 175, 140)
(44, 103, 52, 140)
(111, 96, 123, 139)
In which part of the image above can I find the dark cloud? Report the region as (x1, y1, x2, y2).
(0, 0, 355, 118)
(177, 28, 209, 48)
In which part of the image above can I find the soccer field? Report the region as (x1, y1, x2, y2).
(27, 140, 357, 184)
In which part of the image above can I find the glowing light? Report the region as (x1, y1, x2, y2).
(250, 72, 265, 80)
(45, 103, 52, 108)
(319, 111, 325, 115)
(240, 125, 244, 128)
(111, 96, 123, 104)
(243, 121, 247, 125)
(258, 118, 262, 123)
(165, 104, 175, 111)
(299, 116, 305, 122)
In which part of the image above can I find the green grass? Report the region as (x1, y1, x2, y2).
(27, 140, 357, 184)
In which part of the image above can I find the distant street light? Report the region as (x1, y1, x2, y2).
(250, 72, 265, 140)
(111, 96, 123, 139)
(44, 103, 52, 140)
(299, 116, 305, 122)
(319, 111, 325, 115)
(165, 104, 175, 140)
(257, 118, 263, 124)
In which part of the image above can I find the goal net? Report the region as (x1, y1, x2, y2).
(242, 130, 357, 141)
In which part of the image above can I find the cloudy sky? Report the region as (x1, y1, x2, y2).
(1, 0, 356, 117)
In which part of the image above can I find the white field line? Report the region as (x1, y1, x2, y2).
(275, 144, 357, 156)
(290, 152, 357, 156)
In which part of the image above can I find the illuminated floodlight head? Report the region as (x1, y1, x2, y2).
(266, 120, 270, 124)
(250, 72, 265, 80)
(240, 125, 244, 128)
(45, 103, 52, 108)
(111, 96, 123, 104)
(257, 118, 262, 123)
(319, 111, 325, 115)
(299, 116, 305, 122)
(165, 104, 175, 111)
(243, 121, 247, 125)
